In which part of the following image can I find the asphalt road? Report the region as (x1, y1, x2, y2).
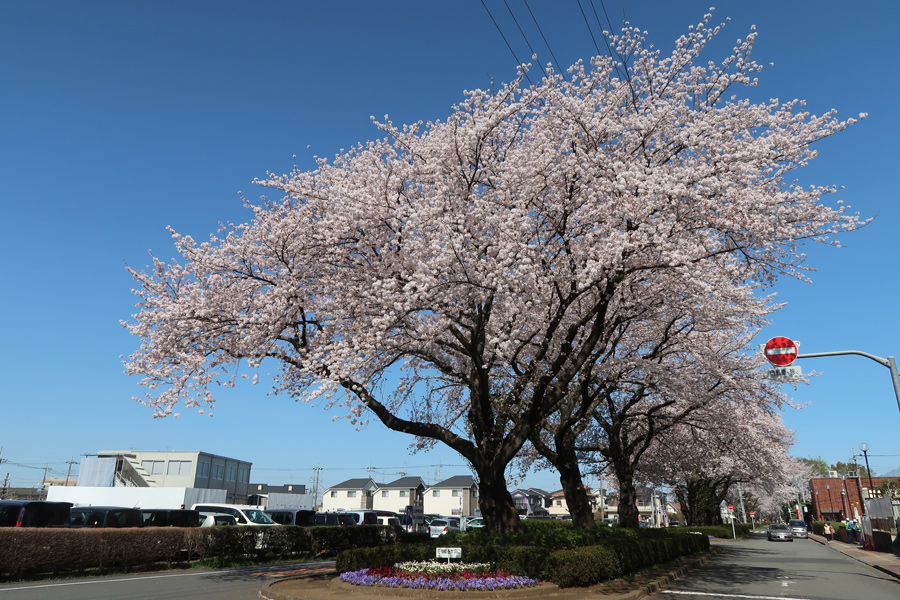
(656, 531, 899, 600)
(0, 560, 335, 600)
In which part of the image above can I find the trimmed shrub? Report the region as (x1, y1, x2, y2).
(545, 533, 709, 587)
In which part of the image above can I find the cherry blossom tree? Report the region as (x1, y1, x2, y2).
(637, 399, 801, 526)
(529, 271, 776, 529)
(124, 11, 863, 533)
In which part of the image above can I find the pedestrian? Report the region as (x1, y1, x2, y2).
(823, 522, 834, 543)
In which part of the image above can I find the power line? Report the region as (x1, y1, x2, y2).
(523, 0, 562, 75)
(576, 0, 602, 56)
(480, 0, 533, 85)
(502, 0, 546, 78)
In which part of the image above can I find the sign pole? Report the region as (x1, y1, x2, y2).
(796, 350, 900, 418)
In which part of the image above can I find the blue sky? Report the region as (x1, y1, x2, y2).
(2, 1, 898, 496)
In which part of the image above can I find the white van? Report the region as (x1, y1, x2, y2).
(191, 503, 277, 526)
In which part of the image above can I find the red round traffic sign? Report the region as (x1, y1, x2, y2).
(728, 504, 733, 510)
(764, 336, 798, 366)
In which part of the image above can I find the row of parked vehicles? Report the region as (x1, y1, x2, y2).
(0, 500, 405, 529)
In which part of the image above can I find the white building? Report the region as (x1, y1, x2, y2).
(423, 476, 478, 516)
(372, 477, 426, 514)
(61, 450, 253, 503)
(321, 478, 379, 512)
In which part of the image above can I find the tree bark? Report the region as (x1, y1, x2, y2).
(677, 476, 730, 526)
(473, 463, 523, 533)
(613, 464, 640, 529)
(556, 445, 597, 529)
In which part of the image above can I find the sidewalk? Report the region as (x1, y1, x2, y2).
(809, 531, 900, 580)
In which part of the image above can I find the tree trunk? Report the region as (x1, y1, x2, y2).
(475, 464, 522, 533)
(556, 450, 596, 530)
(677, 476, 730, 526)
(611, 460, 640, 529)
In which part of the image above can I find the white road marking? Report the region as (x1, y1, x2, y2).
(660, 591, 814, 600)
(0, 570, 215, 592)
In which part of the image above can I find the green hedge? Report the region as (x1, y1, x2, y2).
(544, 534, 709, 587)
(0, 525, 402, 579)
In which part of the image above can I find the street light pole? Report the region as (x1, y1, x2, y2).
(859, 443, 875, 498)
(796, 350, 900, 418)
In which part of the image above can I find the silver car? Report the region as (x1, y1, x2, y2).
(428, 517, 460, 538)
(767, 523, 793, 542)
(787, 519, 808, 538)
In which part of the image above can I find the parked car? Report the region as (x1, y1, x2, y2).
(198, 512, 238, 527)
(338, 510, 378, 525)
(465, 517, 485, 528)
(0, 500, 72, 527)
(191, 503, 277, 526)
(428, 517, 460, 538)
(767, 523, 793, 542)
(69, 506, 143, 528)
(315, 512, 357, 526)
(667, 520, 682, 527)
(377, 515, 401, 526)
(265, 509, 316, 526)
(787, 519, 808, 538)
(141, 509, 201, 527)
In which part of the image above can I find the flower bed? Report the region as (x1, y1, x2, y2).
(339, 561, 541, 591)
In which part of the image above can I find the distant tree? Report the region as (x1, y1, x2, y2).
(878, 479, 900, 499)
(832, 461, 872, 478)
(124, 10, 864, 533)
(798, 457, 830, 478)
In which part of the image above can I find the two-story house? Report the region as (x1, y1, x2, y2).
(320, 478, 379, 512)
(547, 488, 599, 518)
(510, 488, 551, 516)
(372, 476, 426, 514)
(423, 475, 479, 516)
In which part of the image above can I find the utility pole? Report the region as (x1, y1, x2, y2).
(64, 457, 78, 487)
(311, 464, 322, 510)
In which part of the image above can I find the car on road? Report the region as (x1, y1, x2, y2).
(69, 506, 143, 528)
(0, 500, 72, 527)
(428, 517, 460, 537)
(767, 523, 793, 541)
(141, 509, 201, 527)
(667, 520, 682, 527)
(315, 512, 358, 526)
(338, 510, 379, 525)
(191, 503, 277, 526)
(199, 512, 238, 527)
(265, 509, 316, 526)
(787, 519, 808, 538)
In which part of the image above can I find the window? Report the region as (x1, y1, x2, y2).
(433, 490, 440, 497)
(330, 491, 337, 498)
(198, 462, 210, 478)
(400, 490, 409, 498)
(452, 489, 461, 497)
(166, 460, 192, 476)
(141, 460, 164, 475)
(347, 491, 357, 498)
(382, 491, 389, 497)
(226, 466, 237, 482)
(238, 467, 249, 483)
(212, 464, 225, 480)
